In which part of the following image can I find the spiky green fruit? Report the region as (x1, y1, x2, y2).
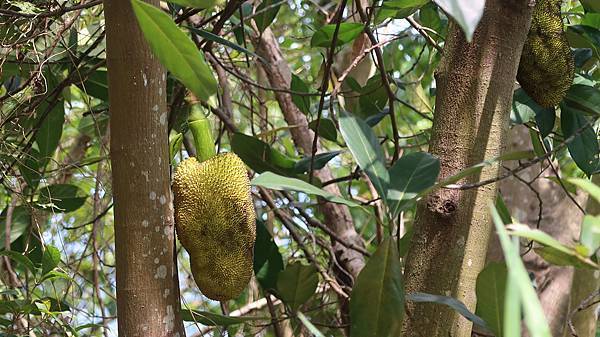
(517, 0, 574, 108)
(173, 153, 256, 301)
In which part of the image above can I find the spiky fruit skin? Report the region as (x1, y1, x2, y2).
(517, 0, 574, 107)
(172, 153, 256, 301)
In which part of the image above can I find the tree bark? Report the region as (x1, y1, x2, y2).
(402, 2, 533, 336)
(251, 28, 366, 284)
(487, 125, 588, 336)
(104, 0, 185, 335)
(565, 175, 600, 337)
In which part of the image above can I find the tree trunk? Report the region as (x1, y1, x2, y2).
(251, 28, 366, 283)
(487, 125, 588, 336)
(565, 175, 600, 337)
(104, 0, 185, 335)
(402, 2, 533, 336)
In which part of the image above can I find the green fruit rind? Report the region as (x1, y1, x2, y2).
(173, 153, 256, 301)
(517, 0, 574, 108)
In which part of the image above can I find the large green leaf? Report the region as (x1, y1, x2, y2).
(0, 251, 35, 274)
(168, 0, 217, 9)
(567, 178, 600, 204)
(37, 184, 87, 213)
(350, 238, 404, 337)
(387, 152, 440, 216)
(231, 133, 297, 176)
(253, 219, 284, 292)
(181, 309, 265, 325)
(506, 224, 597, 268)
(186, 26, 262, 61)
(503, 238, 522, 337)
(311, 23, 365, 48)
(254, 0, 282, 32)
(560, 104, 599, 176)
(490, 205, 552, 337)
(35, 102, 65, 166)
(433, 0, 484, 42)
(339, 112, 389, 204)
(251, 171, 360, 207)
(276, 262, 318, 312)
(511, 88, 555, 137)
(579, 215, 600, 257)
(308, 118, 338, 142)
(41, 245, 61, 276)
(131, 0, 217, 101)
(406, 292, 491, 332)
(291, 74, 312, 115)
(564, 84, 600, 116)
(293, 151, 341, 173)
(297, 311, 326, 337)
(475, 262, 507, 337)
(0, 206, 30, 250)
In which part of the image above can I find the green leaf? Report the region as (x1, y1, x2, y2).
(231, 133, 297, 176)
(186, 26, 263, 61)
(581, 0, 600, 12)
(475, 262, 508, 337)
(560, 104, 599, 176)
(297, 311, 326, 337)
(181, 309, 264, 325)
(276, 262, 318, 312)
(311, 23, 365, 48)
(504, 238, 522, 337)
(253, 219, 284, 291)
(339, 112, 389, 204)
(350, 238, 404, 337)
(168, 0, 217, 9)
(19, 149, 42, 190)
(79, 68, 108, 101)
(433, 0, 484, 42)
(251, 171, 360, 207)
(169, 133, 183, 164)
(37, 184, 87, 213)
(308, 118, 338, 142)
(490, 204, 552, 337)
(582, 213, 600, 254)
(0, 206, 30, 250)
(511, 88, 555, 137)
(41, 245, 61, 276)
(0, 251, 35, 274)
(254, 0, 282, 32)
(35, 102, 65, 166)
(406, 292, 491, 332)
(294, 151, 341, 173)
(131, 0, 217, 101)
(387, 152, 440, 216)
(291, 74, 312, 115)
(564, 84, 600, 116)
(567, 178, 600, 204)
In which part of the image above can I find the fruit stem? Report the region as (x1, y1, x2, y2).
(189, 117, 216, 163)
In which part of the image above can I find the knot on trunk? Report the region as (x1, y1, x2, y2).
(426, 193, 458, 217)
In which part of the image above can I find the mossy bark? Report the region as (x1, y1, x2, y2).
(104, 0, 185, 335)
(402, 2, 533, 336)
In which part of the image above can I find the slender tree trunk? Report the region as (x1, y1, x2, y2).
(487, 125, 588, 336)
(565, 175, 600, 337)
(251, 28, 366, 283)
(402, 2, 533, 336)
(104, 0, 185, 335)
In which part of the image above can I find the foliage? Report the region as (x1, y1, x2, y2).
(0, 0, 598, 336)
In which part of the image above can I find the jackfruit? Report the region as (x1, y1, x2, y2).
(173, 153, 256, 301)
(517, 0, 574, 108)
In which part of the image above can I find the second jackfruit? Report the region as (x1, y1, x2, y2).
(517, 0, 574, 107)
(173, 153, 256, 301)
